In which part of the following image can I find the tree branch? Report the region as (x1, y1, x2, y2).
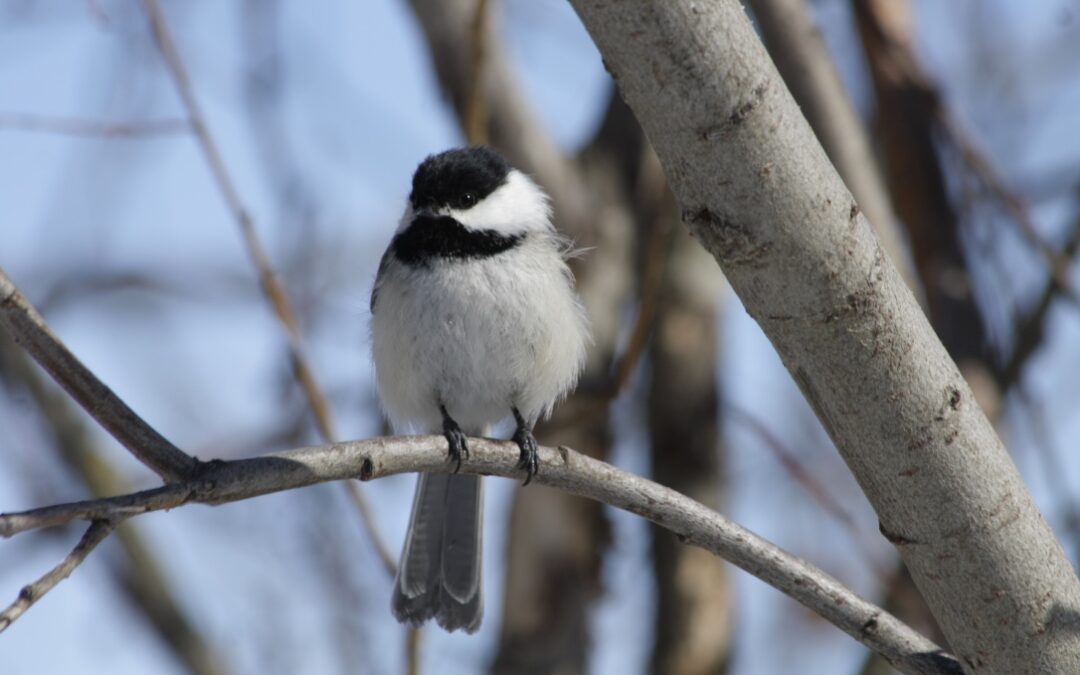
(566, 1, 1080, 671)
(0, 520, 115, 633)
(138, 0, 396, 577)
(0, 267, 198, 482)
(0, 436, 959, 674)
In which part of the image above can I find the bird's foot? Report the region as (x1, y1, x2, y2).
(511, 409, 539, 486)
(441, 406, 469, 472)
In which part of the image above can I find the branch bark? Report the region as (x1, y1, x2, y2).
(747, 0, 920, 297)
(0, 436, 959, 675)
(566, 2, 1080, 672)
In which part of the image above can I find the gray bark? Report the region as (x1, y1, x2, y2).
(566, 1, 1080, 673)
(747, 0, 920, 297)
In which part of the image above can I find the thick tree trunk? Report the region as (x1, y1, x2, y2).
(567, 2, 1080, 673)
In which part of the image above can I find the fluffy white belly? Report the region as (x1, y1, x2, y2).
(371, 241, 587, 434)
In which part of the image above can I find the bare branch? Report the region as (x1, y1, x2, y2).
(0, 436, 959, 674)
(138, 0, 335, 442)
(0, 520, 115, 634)
(0, 267, 198, 481)
(0, 112, 189, 138)
(138, 0, 396, 576)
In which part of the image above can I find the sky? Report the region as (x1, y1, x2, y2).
(2, 1, 1079, 674)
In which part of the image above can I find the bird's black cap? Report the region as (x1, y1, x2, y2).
(410, 146, 511, 211)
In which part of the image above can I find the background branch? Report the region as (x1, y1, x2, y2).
(0, 436, 960, 675)
(0, 267, 197, 482)
(138, 0, 396, 577)
(0, 520, 114, 633)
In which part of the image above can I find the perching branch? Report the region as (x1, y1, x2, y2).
(138, 0, 396, 576)
(0, 267, 198, 482)
(0, 436, 960, 674)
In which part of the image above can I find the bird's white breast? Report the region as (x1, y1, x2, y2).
(371, 234, 588, 434)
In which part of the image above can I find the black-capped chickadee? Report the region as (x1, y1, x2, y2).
(371, 146, 591, 633)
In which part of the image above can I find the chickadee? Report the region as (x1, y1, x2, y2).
(370, 146, 590, 633)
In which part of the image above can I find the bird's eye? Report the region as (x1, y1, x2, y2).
(458, 192, 477, 209)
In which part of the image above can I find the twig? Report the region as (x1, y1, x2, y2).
(0, 112, 189, 138)
(0, 267, 198, 481)
(138, 0, 396, 575)
(0, 520, 115, 633)
(0, 436, 959, 674)
(138, 0, 334, 440)
(0, 336, 227, 675)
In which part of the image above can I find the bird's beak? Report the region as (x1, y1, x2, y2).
(414, 206, 437, 219)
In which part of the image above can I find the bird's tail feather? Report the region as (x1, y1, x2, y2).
(391, 471, 484, 633)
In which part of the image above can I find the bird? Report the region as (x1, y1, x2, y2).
(370, 146, 591, 633)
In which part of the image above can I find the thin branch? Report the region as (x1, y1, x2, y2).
(138, 0, 396, 575)
(937, 111, 1080, 306)
(138, 0, 334, 441)
(0, 112, 189, 138)
(724, 402, 890, 575)
(0, 520, 115, 633)
(0, 437, 959, 674)
(0, 267, 198, 481)
(0, 336, 228, 675)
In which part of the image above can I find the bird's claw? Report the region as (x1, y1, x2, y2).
(443, 415, 469, 473)
(513, 427, 539, 486)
